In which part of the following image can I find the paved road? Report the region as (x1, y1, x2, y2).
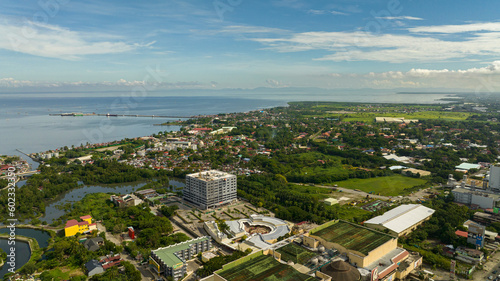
(474, 248, 500, 281)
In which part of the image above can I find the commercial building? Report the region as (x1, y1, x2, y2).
(452, 187, 500, 209)
(65, 215, 96, 237)
(489, 165, 500, 191)
(183, 170, 237, 209)
(149, 237, 212, 281)
(305, 220, 422, 281)
(364, 204, 435, 236)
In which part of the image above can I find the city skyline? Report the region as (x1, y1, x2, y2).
(2, 0, 500, 92)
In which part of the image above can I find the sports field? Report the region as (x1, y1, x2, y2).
(310, 221, 393, 255)
(334, 175, 427, 196)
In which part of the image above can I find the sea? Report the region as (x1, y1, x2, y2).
(0, 89, 456, 156)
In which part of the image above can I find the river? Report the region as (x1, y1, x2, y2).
(41, 178, 185, 223)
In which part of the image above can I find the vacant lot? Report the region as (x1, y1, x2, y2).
(334, 175, 427, 196)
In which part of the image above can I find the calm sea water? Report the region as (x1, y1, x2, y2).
(0, 91, 453, 156)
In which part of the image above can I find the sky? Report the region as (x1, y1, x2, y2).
(2, 0, 500, 92)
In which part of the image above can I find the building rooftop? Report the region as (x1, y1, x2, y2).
(216, 254, 316, 281)
(310, 221, 395, 256)
(136, 188, 156, 195)
(364, 248, 408, 279)
(452, 187, 500, 199)
(364, 204, 435, 234)
(187, 170, 234, 181)
(65, 219, 79, 228)
(152, 236, 210, 267)
(80, 215, 92, 220)
(455, 163, 481, 170)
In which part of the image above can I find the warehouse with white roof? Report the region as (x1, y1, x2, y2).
(364, 204, 435, 236)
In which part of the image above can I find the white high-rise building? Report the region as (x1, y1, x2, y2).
(183, 170, 237, 209)
(489, 165, 500, 191)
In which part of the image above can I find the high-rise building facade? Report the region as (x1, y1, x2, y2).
(183, 170, 237, 209)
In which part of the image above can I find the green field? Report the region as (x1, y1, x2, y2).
(276, 243, 316, 264)
(342, 111, 473, 122)
(334, 175, 427, 196)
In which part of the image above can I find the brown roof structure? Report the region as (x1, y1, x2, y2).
(320, 260, 360, 281)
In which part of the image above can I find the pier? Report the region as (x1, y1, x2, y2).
(49, 113, 194, 118)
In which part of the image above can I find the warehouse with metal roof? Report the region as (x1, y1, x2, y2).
(364, 204, 435, 236)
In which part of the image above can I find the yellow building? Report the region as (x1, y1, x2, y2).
(64, 215, 94, 237)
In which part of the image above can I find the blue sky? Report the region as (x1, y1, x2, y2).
(2, 0, 500, 92)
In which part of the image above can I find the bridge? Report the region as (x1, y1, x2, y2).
(50, 113, 194, 118)
(0, 170, 39, 179)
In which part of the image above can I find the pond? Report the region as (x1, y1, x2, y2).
(0, 228, 50, 278)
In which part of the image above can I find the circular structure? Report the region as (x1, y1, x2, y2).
(320, 260, 361, 281)
(243, 222, 272, 235)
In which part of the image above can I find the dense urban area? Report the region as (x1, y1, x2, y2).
(4, 95, 500, 281)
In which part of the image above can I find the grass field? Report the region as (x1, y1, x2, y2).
(334, 175, 427, 196)
(342, 111, 473, 122)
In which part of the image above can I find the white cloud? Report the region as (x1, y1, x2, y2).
(265, 79, 289, 88)
(308, 10, 349, 16)
(218, 25, 287, 34)
(409, 22, 500, 33)
(0, 78, 211, 89)
(378, 16, 423, 21)
(251, 24, 500, 63)
(0, 19, 151, 60)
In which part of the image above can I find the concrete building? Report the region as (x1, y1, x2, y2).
(304, 220, 422, 281)
(489, 165, 500, 191)
(149, 237, 212, 281)
(452, 187, 500, 209)
(364, 204, 435, 236)
(183, 170, 237, 209)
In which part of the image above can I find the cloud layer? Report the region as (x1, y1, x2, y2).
(0, 20, 151, 60)
(250, 21, 500, 63)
